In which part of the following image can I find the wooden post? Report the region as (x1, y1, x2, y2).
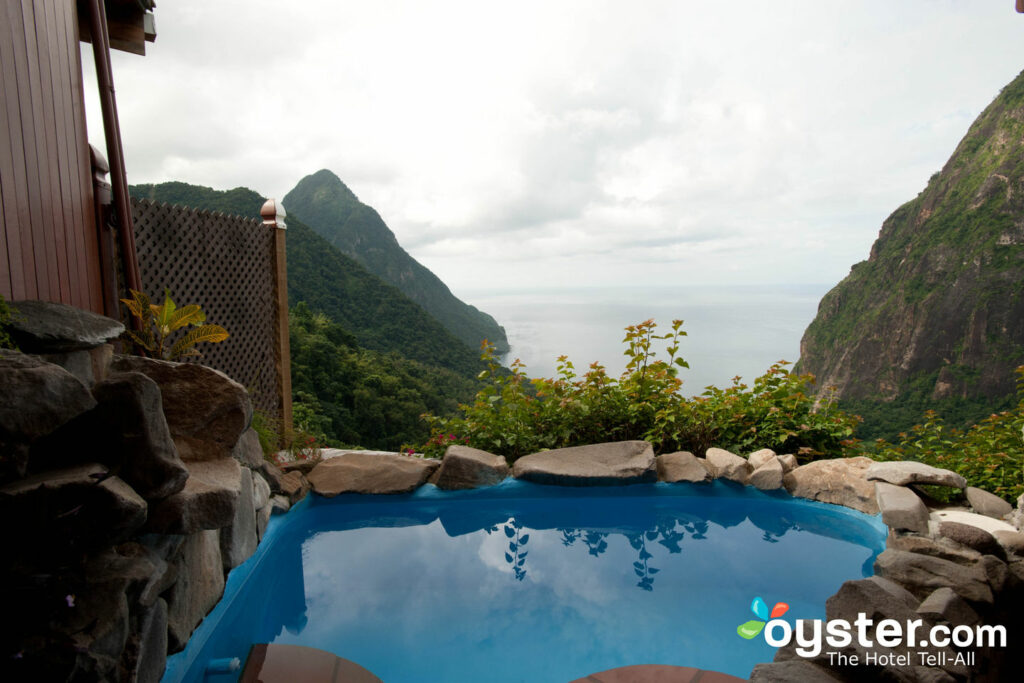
(261, 199, 292, 443)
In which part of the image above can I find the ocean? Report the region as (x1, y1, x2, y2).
(460, 284, 833, 396)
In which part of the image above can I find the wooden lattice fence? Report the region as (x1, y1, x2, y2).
(131, 198, 291, 429)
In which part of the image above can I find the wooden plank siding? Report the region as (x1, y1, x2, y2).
(0, 0, 104, 313)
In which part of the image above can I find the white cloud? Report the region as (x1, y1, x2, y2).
(85, 0, 1024, 292)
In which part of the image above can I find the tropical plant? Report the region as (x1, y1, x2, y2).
(120, 289, 228, 360)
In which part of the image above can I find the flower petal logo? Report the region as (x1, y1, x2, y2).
(736, 596, 789, 639)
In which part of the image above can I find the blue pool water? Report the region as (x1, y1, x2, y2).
(164, 480, 886, 682)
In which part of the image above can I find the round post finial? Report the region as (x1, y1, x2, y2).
(260, 198, 287, 228)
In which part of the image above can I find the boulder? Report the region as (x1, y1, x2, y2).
(512, 441, 657, 486)
(259, 460, 286, 494)
(916, 586, 980, 626)
(145, 458, 241, 534)
(220, 466, 258, 569)
(129, 598, 168, 683)
(111, 356, 252, 462)
(433, 445, 509, 490)
(783, 456, 878, 514)
(58, 578, 130, 670)
(165, 529, 224, 651)
(270, 494, 291, 514)
(938, 521, 1004, 558)
(747, 448, 777, 469)
(704, 447, 752, 484)
(930, 509, 1018, 534)
(965, 486, 1013, 520)
(992, 530, 1024, 557)
(83, 543, 172, 608)
(41, 372, 189, 501)
(253, 471, 271, 510)
(875, 481, 930, 533)
(874, 549, 993, 604)
(279, 458, 321, 475)
(231, 428, 265, 469)
(0, 464, 146, 558)
(6, 300, 123, 352)
(308, 453, 440, 496)
(655, 451, 711, 483)
(0, 351, 96, 479)
(826, 576, 921, 623)
(750, 661, 843, 682)
(886, 532, 982, 565)
(777, 453, 798, 473)
(749, 457, 784, 491)
(257, 504, 272, 539)
(865, 461, 967, 489)
(280, 470, 311, 503)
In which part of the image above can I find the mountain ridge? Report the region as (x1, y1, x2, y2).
(796, 68, 1024, 427)
(282, 170, 509, 354)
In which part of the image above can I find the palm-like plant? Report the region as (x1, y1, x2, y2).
(121, 289, 228, 360)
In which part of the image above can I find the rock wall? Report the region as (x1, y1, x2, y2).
(0, 302, 309, 682)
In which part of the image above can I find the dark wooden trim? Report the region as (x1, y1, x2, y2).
(0, 1, 30, 299)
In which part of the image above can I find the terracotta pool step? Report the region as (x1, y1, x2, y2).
(240, 644, 383, 683)
(570, 664, 747, 683)
(241, 644, 747, 683)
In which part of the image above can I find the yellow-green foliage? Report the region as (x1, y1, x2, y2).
(121, 289, 228, 360)
(0, 294, 16, 349)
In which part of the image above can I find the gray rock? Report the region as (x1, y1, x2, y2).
(916, 586, 980, 626)
(826, 576, 921, 624)
(131, 598, 168, 683)
(166, 529, 225, 651)
(0, 350, 96, 479)
(979, 554, 1011, 596)
(886, 531, 983, 565)
(59, 579, 130, 665)
(655, 451, 711, 483)
(512, 441, 657, 486)
(40, 349, 96, 386)
(7, 300, 124, 352)
(111, 356, 252, 462)
(875, 481, 930, 533)
(747, 448, 777, 469)
(83, 543, 172, 608)
(220, 466, 258, 569)
(965, 486, 1013, 519)
(259, 460, 286, 494)
(434, 445, 509, 490)
(992, 530, 1024, 556)
(88, 372, 188, 500)
(280, 458, 320, 475)
(257, 503, 272, 539)
(777, 453, 798, 473)
(280, 470, 311, 503)
(0, 464, 146, 558)
(938, 521, 1004, 558)
(253, 471, 271, 510)
(874, 549, 993, 604)
(231, 428, 265, 468)
(750, 661, 842, 682)
(749, 457, 784, 490)
(783, 456, 878, 514)
(866, 461, 967, 489)
(270, 494, 291, 514)
(309, 453, 440, 495)
(704, 447, 752, 484)
(145, 458, 241, 534)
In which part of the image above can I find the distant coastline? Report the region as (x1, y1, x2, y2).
(460, 284, 832, 395)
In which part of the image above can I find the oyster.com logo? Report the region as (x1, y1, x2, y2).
(736, 596, 789, 640)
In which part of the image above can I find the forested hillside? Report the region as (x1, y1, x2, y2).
(283, 169, 509, 353)
(796, 68, 1024, 440)
(129, 181, 481, 447)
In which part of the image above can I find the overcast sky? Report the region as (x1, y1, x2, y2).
(83, 1, 1024, 294)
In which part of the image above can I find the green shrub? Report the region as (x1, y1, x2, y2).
(421, 320, 860, 463)
(864, 367, 1024, 502)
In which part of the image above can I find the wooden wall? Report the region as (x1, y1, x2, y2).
(1, 0, 105, 313)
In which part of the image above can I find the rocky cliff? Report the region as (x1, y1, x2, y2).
(797, 69, 1024, 407)
(283, 170, 510, 354)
